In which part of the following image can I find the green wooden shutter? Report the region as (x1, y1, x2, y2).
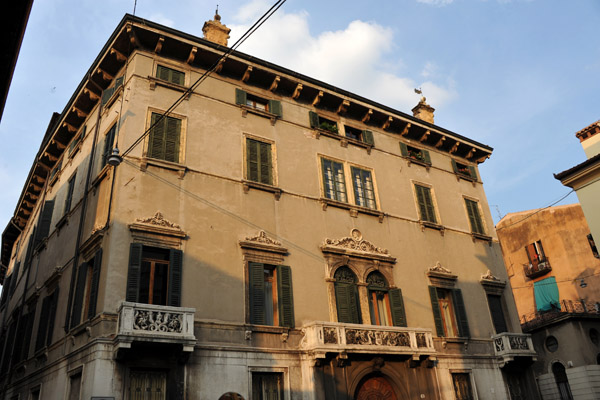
(168, 249, 183, 307)
(259, 141, 272, 184)
(102, 124, 116, 167)
(277, 265, 294, 328)
(86, 249, 102, 320)
(452, 289, 470, 337)
(422, 149, 431, 164)
(451, 159, 459, 174)
(70, 262, 88, 328)
(428, 286, 444, 337)
(21, 307, 36, 361)
(415, 185, 428, 222)
(148, 114, 165, 160)
(246, 139, 259, 182)
(164, 116, 181, 163)
(362, 130, 374, 145)
(268, 100, 282, 117)
(309, 111, 320, 128)
(389, 288, 407, 327)
(173, 69, 185, 85)
(487, 294, 508, 334)
(126, 243, 143, 302)
(36, 296, 51, 351)
(35, 200, 55, 246)
(468, 166, 477, 180)
(46, 288, 59, 346)
(9, 261, 20, 295)
(235, 88, 247, 105)
(335, 283, 360, 324)
(399, 142, 408, 157)
(64, 173, 77, 215)
(64, 263, 78, 331)
(465, 199, 484, 234)
(249, 262, 266, 325)
(101, 86, 115, 105)
(157, 65, 169, 81)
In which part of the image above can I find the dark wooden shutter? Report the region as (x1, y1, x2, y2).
(36, 296, 51, 351)
(309, 111, 320, 128)
(465, 199, 484, 234)
(362, 130, 374, 145)
(20, 308, 36, 361)
(277, 265, 294, 328)
(249, 262, 266, 325)
(87, 249, 102, 320)
(148, 114, 165, 160)
(468, 166, 477, 180)
(70, 262, 88, 328)
(268, 100, 282, 117)
(173, 70, 185, 85)
(259, 141, 272, 185)
(8, 261, 20, 295)
(389, 288, 407, 327)
(399, 142, 408, 157)
(24, 228, 35, 270)
(335, 283, 360, 324)
(12, 312, 26, 363)
(415, 185, 428, 222)
(451, 160, 459, 173)
(0, 275, 11, 305)
(101, 86, 115, 105)
(422, 149, 431, 164)
(126, 243, 143, 302)
(102, 124, 116, 167)
(246, 139, 259, 182)
(35, 200, 55, 246)
(487, 294, 508, 333)
(64, 173, 77, 215)
(428, 286, 444, 336)
(168, 249, 183, 307)
(452, 289, 470, 338)
(64, 264, 78, 331)
(235, 88, 247, 105)
(164, 116, 181, 163)
(157, 65, 169, 81)
(46, 288, 59, 346)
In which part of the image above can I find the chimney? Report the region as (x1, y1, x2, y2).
(202, 9, 231, 46)
(412, 97, 435, 124)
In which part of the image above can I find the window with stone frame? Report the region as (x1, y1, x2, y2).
(156, 64, 185, 86)
(147, 113, 182, 164)
(428, 285, 470, 338)
(246, 138, 274, 186)
(452, 373, 475, 400)
(464, 198, 485, 235)
(334, 267, 362, 324)
(366, 271, 407, 327)
(400, 143, 431, 165)
(351, 166, 377, 209)
(452, 160, 477, 181)
(66, 249, 102, 329)
(248, 263, 294, 328)
(344, 124, 374, 146)
(252, 372, 283, 400)
(414, 183, 437, 224)
(235, 88, 282, 117)
(321, 157, 347, 203)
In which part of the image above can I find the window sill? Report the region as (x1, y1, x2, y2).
(315, 129, 373, 154)
(69, 139, 82, 158)
(56, 214, 69, 231)
(48, 170, 61, 187)
(141, 157, 186, 178)
(91, 164, 111, 188)
(242, 180, 282, 200)
(320, 198, 384, 223)
(471, 232, 492, 243)
(34, 237, 48, 253)
(240, 105, 280, 126)
(148, 76, 190, 99)
(102, 85, 123, 112)
(455, 172, 477, 184)
(420, 221, 445, 235)
(404, 156, 431, 170)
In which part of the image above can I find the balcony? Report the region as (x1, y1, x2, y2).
(492, 332, 537, 366)
(520, 299, 600, 331)
(301, 322, 436, 359)
(115, 302, 196, 352)
(523, 258, 552, 279)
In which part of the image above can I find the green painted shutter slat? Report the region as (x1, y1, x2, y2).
(399, 142, 408, 157)
(452, 289, 470, 338)
(126, 243, 143, 302)
(70, 262, 88, 328)
(9, 261, 20, 295)
(168, 249, 183, 307)
(335, 283, 352, 323)
(423, 186, 436, 223)
(268, 100, 282, 117)
(389, 288, 407, 327)
(64, 172, 77, 215)
(468, 166, 477, 180)
(246, 139, 259, 182)
(21, 308, 36, 361)
(429, 286, 444, 337)
(451, 159, 458, 173)
(35, 200, 55, 246)
(115, 76, 124, 89)
(157, 65, 169, 81)
(164, 116, 181, 163)
(422, 149, 431, 164)
(259, 141, 272, 184)
(102, 124, 116, 167)
(101, 87, 115, 105)
(363, 130, 374, 145)
(148, 114, 165, 160)
(277, 265, 294, 328)
(87, 249, 102, 320)
(173, 70, 185, 85)
(249, 262, 266, 325)
(415, 185, 428, 222)
(309, 111, 320, 128)
(235, 88, 247, 105)
(64, 263, 78, 332)
(46, 288, 59, 346)
(36, 296, 51, 351)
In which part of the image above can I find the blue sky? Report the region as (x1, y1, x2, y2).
(1, 0, 599, 232)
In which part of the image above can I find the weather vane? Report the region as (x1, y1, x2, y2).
(414, 87, 426, 102)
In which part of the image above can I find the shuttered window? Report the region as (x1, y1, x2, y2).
(429, 286, 470, 337)
(101, 75, 124, 105)
(366, 271, 407, 327)
(452, 160, 477, 180)
(156, 64, 185, 86)
(235, 89, 282, 117)
(351, 167, 376, 209)
(415, 184, 437, 223)
(102, 123, 117, 168)
(126, 244, 183, 307)
(487, 294, 508, 333)
(246, 138, 273, 185)
(8, 261, 20, 295)
(148, 113, 182, 163)
(252, 373, 283, 400)
(64, 172, 77, 216)
(34, 200, 55, 248)
(321, 158, 347, 202)
(465, 199, 485, 235)
(249, 263, 294, 328)
(68, 249, 102, 329)
(19, 306, 36, 362)
(400, 143, 431, 165)
(344, 125, 374, 146)
(36, 289, 60, 351)
(334, 267, 361, 324)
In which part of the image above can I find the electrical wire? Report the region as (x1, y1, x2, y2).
(510, 270, 600, 290)
(122, 0, 287, 158)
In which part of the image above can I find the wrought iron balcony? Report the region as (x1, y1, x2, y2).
(492, 332, 536, 366)
(523, 258, 552, 279)
(115, 302, 196, 352)
(301, 321, 436, 357)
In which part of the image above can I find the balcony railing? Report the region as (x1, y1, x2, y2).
(301, 321, 435, 356)
(520, 299, 600, 331)
(523, 258, 552, 279)
(116, 302, 196, 352)
(492, 332, 537, 365)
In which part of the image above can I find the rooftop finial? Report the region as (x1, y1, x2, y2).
(215, 5, 221, 20)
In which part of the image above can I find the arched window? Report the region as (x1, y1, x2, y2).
(367, 271, 407, 327)
(334, 267, 361, 324)
(552, 362, 573, 400)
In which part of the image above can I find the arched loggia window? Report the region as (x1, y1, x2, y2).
(552, 362, 573, 400)
(334, 267, 361, 324)
(367, 271, 407, 327)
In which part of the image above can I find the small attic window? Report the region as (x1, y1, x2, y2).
(156, 65, 185, 86)
(400, 143, 431, 166)
(452, 160, 477, 181)
(344, 125, 374, 145)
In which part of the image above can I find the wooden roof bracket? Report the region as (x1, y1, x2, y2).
(72, 106, 88, 118)
(84, 88, 100, 101)
(269, 76, 280, 92)
(214, 59, 225, 74)
(419, 130, 430, 143)
(337, 99, 350, 115)
(434, 136, 446, 148)
(450, 141, 460, 154)
(186, 46, 197, 64)
(154, 36, 164, 54)
(476, 154, 491, 163)
(466, 148, 476, 159)
(312, 91, 323, 107)
(96, 68, 114, 81)
(51, 139, 66, 150)
(382, 116, 393, 130)
(62, 121, 77, 134)
(242, 65, 253, 82)
(292, 83, 303, 100)
(400, 123, 411, 136)
(126, 24, 139, 48)
(110, 48, 127, 62)
(362, 109, 373, 123)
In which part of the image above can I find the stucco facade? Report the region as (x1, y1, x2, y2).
(0, 14, 537, 400)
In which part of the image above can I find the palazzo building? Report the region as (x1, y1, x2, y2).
(0, 13, 537, 400)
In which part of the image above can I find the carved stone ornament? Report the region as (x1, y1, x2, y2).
(322, 229, 391, 257)
(239, 230, 287, 255)
(244, 230, 282, 246)
(428, 262, 452, 274)
(481, 270, 501, 281)
(136, 211, 181, 229)
(133, 309, 183, 333)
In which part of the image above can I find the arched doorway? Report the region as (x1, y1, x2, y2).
(552, 362, 573, 400)
(355, 375, 397, 400)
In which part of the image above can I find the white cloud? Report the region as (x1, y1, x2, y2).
(229, 7, 455, 111)
(233, 0, 272, 22)
(417, 0, 454, 6)
(147, 13, 174, 27)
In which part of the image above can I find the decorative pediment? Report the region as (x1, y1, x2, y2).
(239, 230, 287, 255)
(480, 269, 506, 294)
(136, 211, 181, 229)
(428, 261, 452, 274)
(321, 229, 395, 262)
(129, 211, 185, 248)
(427, 262, 457, 286)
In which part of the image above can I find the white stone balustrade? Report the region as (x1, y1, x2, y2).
(492, 332, 537, 365)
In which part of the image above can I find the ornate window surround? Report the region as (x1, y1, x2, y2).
(479, 269, 506, 295)
(426, 262, 457, 288)
(128, 211, 186, 249)
(321, 229, 396, 325)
